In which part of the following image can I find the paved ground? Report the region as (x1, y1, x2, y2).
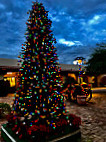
(0, 91, 106, 142)
(66, 92, 106, 142)
(92, 87, 106, 93)
(0, 94, 14, 142)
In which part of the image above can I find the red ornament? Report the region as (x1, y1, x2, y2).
(19, 134, 23, 139)
(12, 127, 16, 131)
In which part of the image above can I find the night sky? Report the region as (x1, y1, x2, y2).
(0, 0, 106, 64)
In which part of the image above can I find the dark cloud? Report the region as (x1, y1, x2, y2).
(0, 0, 106, 63)
(0, 54, 17, 59)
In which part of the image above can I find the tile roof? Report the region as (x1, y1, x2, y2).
(0, 58, 85, 71)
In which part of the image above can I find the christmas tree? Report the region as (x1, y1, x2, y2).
(6, 1, 81, 141)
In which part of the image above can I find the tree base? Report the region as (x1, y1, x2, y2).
(1, 123, 81, 142)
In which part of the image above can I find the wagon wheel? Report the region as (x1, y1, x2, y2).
(86, 91, 92, 102)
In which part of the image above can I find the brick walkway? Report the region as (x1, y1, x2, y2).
(0, 94, 14, 142)
(0, 93, 106, 142)
(66, 93, 106, 142)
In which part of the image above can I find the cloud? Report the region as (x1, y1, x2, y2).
(58, 38, 83, 46)
(88, 15, 103, 25)
(0, 0, 106, 64)
(58, 38, 75, 46)
(0, 3, 5, 9)
(57, 45, 94, 64)
(49, 13, 60, 22)
(42, 0, 106, 18)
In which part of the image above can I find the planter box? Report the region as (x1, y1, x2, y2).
(1, 124, 81, 142)
(77, 95, 86, 105)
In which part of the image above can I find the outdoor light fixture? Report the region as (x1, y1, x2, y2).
(73, 57, 86, 84)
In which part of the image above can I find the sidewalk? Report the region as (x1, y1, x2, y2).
(0, 91, 106, 142)
(66, 94, 106, 142)
(92, 87, 106, 93)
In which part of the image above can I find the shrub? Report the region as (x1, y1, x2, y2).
(0, 103, 11, 118)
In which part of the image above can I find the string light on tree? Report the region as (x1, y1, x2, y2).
(6, 2, 81, 141)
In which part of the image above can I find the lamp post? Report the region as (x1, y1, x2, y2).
(73, 57, 86, 84)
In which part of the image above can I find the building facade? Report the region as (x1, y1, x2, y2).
(0, 58, 106, 93)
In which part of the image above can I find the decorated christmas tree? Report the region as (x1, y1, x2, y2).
(2, 1, 81, 142)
